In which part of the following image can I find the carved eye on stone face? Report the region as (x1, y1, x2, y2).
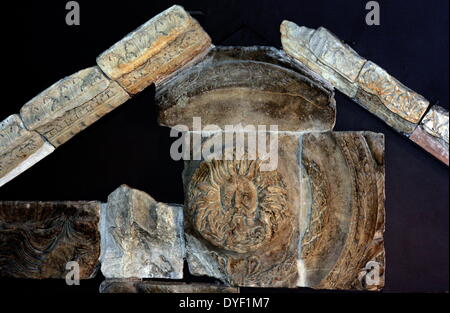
(187, 158, 290, 254)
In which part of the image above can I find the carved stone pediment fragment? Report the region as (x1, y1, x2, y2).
(299, 132, 385, 290)
(0, 201, 100, 279)
(281, 20, 430, 135)
(0, 115, 54, 187)
(100, 185, 185, 279)
(97, 5, 212, 94)
(410, 105, 449, 165)
(182, 131, 385, 291)
(156, 46, 336, 132)
(20, 66, 130, 147)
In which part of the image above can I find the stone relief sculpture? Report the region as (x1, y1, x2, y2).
(0, 3, 445, 293)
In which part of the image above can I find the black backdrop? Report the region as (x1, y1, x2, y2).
(0, 0, 448, 294)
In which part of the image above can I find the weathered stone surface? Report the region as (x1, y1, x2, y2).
(156, 46, 336, 132)
(20, 66, 130, 147)
(410, 106, 449, 165)
(99, 279, 239, 293)
(0, 115, 54, 187)
(183, 131, 385, 291)
(100, 185, 184, 279)
(356, 61, 429, 124)
(281, 20, 429, 134)
(299, 132, 385, 291)
(280, 21, 364, 98)
(183, 133, 302, 288)
(421, 105, 449, 144)
(0, 201, 100, 279)
(97, 5, 212, 94)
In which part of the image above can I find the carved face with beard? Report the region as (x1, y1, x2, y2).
(187, 158, 289, 254)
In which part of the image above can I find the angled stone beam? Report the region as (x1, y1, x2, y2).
(99, 280, 239, 293)
(0, 201, 100, 279)
(97, 5, 212, 94)
(280, 21, 449, 165)
(410, 105, 449, 165)
(1, 5, 213, 186)
(0, 115, 54, 187)
(280, 21, 429, 136)
(20, 66, 130, 147)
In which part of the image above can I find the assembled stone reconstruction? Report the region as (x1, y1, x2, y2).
(280, 20, 448, 165)
(0, 3, 445, 292)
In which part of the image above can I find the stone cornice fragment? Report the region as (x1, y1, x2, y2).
(20, 66, 130, 147)
(0, 201, 100, 279)
(280, 21, 430, 134)
(0, 115, 54, 187)
(100, 185, 185, 279)
(97, 5, 212, 94)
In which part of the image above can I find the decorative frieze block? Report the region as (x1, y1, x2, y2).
(0, 201, 100, 279)
(97, 5, 212, 94)
(156, 46, 336, 132)
(410, 105, 449, 165)
(280, 21, 430, 135)
(0, 115, 54, 187)
(100, 185, 185, 279)
(99, 280, 239, 293)
(20, 66, 130, 147)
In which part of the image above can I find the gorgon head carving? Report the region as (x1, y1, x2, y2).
(187, 158, 290, 253)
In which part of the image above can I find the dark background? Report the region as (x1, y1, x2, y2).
(0, 0, 448, 294)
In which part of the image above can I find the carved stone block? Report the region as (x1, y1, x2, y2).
(410, 106, 449, 165)
(0, 115, 54, 187)
(100, 185, 185, 279)
(156, 46, 336, 132)
(20, 66, 130, 147)
(281, 20, 429, 135)
(97, 5, 212, 94)
(0, 201, 100, 279)
(183, 131, 385, 291)
(299, 132, 385, 291)
(421, 105, 449, 144)
(99, 280, 239, 293)
(356, 61, 429, 124)
(183, 133, 302, 288)
(280, 21, 364, 98)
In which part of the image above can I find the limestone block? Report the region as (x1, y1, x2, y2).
(281, 20, 430, 135)
(183, 131, 385, 290)
(183, 133, 303, 288)
(99, 279, 239, 293)
(156, 46, 336, 132)
(0, 201, 100, 279)
(299, 132, 385, 291)
(100, 185, 185, 279)
(421, 105, 449, 144)
(20, 66, 130, 147)
(280, 21, 365, 97)
(97, 5, 212, 94)
(0, 115, 54, 187)
(410, 105, 449, 166)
